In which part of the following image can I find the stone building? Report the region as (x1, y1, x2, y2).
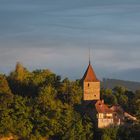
(82, 61, 136, 128)
(95, 100, 120, 128)
(82, 61, 100, 101)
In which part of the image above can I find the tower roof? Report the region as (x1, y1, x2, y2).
(82, 63, 99, 82)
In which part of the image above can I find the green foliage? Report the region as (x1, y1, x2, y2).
(0, 64, 140, 139)
(113, 86, 128, 109)
(101, 127, 119, 140)
(30, 69, 52, 86)
(101, 88, 117, 105)
(0, 74, 11, 95)
(10, 95, 33, 138)
(9, 62, 30, 82)
(0, 94, 33, 139)
(130, 90, 140, 120)
(62, 114, 93, 140)
(0, 98, 13, 136)
(117, 125, 140, 140)
(58, 79, 82, 106)
(102, 134, 111, 140)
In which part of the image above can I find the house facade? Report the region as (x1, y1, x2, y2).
(95, 100, 120, 128)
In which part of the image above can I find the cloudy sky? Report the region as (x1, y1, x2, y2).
(0, 0, 140, 81)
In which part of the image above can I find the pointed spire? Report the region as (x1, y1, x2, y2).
(82, 64, 99, 82)
(89, 48, 91, 65)
(82, 49, 99, 82)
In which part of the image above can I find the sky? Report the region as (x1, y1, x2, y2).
(0, 0, 140, 81)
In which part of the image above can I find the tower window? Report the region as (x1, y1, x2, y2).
(88, 83, 90, 87)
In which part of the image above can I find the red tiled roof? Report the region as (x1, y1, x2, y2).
(95, 100, 113, 113)
(82, 63, 99, 82)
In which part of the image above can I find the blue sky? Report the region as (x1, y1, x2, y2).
(0, 0, 140, 81)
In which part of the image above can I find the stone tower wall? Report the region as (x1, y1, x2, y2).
(83, 81, 100, 100)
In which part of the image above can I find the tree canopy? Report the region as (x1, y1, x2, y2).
(0, 63, 140, 140)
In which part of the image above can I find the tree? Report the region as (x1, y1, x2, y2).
(10, 95, 33, 139)
(30, 69, 52, 86)
(58, 79, 82, 106)
(101, 127, 119, 140)
(101, 89, 117, 105)
(117, 126, 135, 140)
(113, 86, 128, 109)
(62, 114, 93, 140)
(0, 77, 13, 136)
(8, 63, 33, 96)
(1, 63, 140, 140)
(9, 62, 29, 81)
(131, 91, 140, 120)
(31, 85, 62, 138)
(0, 74, 11, 95)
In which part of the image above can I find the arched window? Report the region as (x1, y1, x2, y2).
(88, 83, 90, 87)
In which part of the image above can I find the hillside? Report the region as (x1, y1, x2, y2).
(102, 78, 140, 91)
(0, 63, 140, 140)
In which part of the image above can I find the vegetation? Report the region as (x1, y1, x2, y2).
(0, 63, 140, 139)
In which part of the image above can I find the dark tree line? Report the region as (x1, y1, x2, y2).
(0, 63, 140, 140)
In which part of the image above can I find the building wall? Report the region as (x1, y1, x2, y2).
(97, 113, 114, 128)
(83, 81, 100, 100)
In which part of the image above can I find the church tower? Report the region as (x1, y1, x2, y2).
(82, 61, 100, 101)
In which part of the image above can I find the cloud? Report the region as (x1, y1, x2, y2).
(0, 46, 139, 81)
(94, 48, 140, 70)
(0, 0, 140, 81)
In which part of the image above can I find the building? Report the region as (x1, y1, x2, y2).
(82, 61, 136, 128)
(95, 100, 120, 128)
(82, 61, 100, 101)
(82, 61, 114, 128)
